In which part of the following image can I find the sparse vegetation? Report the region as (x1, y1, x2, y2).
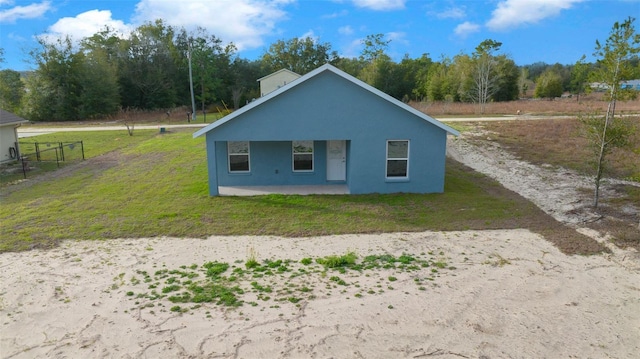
(411, 93, 640, 117)
(316, 252, 357, 269)
(464, 118, 639, 249)
(121, 251, 457, 314)
(245, 246, 259, 269)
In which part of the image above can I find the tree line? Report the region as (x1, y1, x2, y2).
(0, 18, 638, 121)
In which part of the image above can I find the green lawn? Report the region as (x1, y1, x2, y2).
(1, 130, 159, 184)
(0, 129, 603, 254)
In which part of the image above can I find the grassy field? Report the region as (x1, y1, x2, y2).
(472, 118, 640, 181)
(467, 117, 640, 249)
(412, 93, 640, 116)
(1, 130, 159, 184)
(0, 128, 603, 255)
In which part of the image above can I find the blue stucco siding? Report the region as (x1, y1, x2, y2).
(206, 139, 219, 196)
(347, 127, 448, 194)
(205, 72, 433, 141)
(215, 140, 345, 186)
(202, 69, 452, 195)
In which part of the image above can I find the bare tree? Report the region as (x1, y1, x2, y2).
(230, 85, 244, 109)
(121, 108, 135, 136)
(467, 39, 502, 114)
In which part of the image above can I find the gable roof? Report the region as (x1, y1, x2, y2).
(194, 64, 459, 138)
(0, 109, 29, 127)
(256, 68, 301, 82)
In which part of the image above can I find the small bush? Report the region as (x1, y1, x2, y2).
(316, 252, 357, 269)
(203, 261, 229, 277)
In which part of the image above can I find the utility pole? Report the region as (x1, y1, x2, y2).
(187, 45, 197, 122)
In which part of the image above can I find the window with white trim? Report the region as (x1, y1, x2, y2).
(292, 140, 313, 172)
(386, 140, 409, 178)
(228, 141, 250, 172)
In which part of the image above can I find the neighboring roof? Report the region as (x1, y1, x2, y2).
(195, 64, 459, 138)
(256, 68, 301, 82)
(622, 79, 640, 90)
(0, 109, 29, 126)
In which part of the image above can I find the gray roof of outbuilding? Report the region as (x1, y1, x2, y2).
(0, 109, 28, 126)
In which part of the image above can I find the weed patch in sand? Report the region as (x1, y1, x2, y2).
(120, 251, 454, 314)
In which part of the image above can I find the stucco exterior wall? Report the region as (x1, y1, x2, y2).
(215, 140, 342, 187)
(204, 70, 449, 195)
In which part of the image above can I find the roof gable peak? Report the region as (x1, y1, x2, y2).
(256, 68, 301, 82)
(194, 64, 459, 138)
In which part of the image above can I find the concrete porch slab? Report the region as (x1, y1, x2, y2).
(218, 185, 349, 196)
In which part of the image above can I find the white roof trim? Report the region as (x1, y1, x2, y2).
(0, 120, 27, 127)
(194, 64, 459, 138)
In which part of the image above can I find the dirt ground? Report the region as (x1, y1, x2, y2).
(1, 231, 639, 358)
(464, 118, 640, 252)
(447, 129, 640, 268)
(1, 115, 639, 358)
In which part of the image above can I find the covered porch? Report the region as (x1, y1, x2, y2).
(218, 184, 350, 196)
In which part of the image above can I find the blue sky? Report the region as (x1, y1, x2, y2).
(1, 0, 638, 71)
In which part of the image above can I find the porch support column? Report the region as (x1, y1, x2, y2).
(206, 138, 219, 196)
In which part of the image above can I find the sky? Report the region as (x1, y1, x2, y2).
(1, 0, 638, 71)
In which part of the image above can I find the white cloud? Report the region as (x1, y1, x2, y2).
(40, 10, 130, 44)
(322, 9, 349, 19)
(454, 21, 480, 38)
(486, 0, 585, 31)
(8, 32, 26, 41)
(352, 0, 405, 11)
(340, 38, 364, 58)
(300, 30, 318, 41)
(0, 1, 51, 24)
(435, 6, 466, 19)
(133, 0, 293, 51)
(36, 0, 294, 53)
(338, 25, 354, 35)
(386, 31, 408, 45)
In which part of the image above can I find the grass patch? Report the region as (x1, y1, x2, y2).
(121, 251, 459, 313)
(1, 130, 158, 186)
(316, 252, 357, 269)
(0, 128, 605, 254)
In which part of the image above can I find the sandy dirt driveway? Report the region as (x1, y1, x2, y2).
(1, 230, 639, 359)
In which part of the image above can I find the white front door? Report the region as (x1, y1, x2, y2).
(327, 140, 346, 181)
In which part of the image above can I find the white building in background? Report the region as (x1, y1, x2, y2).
(0, 109, 28, 163)
(257, 69, 301, 97)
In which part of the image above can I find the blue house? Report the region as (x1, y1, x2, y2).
(193, 64, 459, 196)
(621, 80, 640, 91)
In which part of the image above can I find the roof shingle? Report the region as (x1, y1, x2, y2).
(0, 109, 28, 126)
